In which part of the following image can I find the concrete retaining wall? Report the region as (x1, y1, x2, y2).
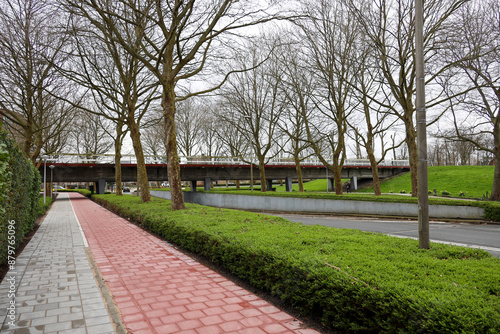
(150, 191, 484, 220)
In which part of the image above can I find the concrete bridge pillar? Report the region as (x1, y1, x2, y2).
(328, 178, 334, 191)
(285, 177, 293, 192)
(204, 177, 212, 191)
(96, 178, 106, 194)
(266, 179, 273, 191)
(350, 176, 358, 191)
(190, 180, 197, 192)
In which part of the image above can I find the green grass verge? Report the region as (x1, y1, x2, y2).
(93, 194, 500, 333)
(359, 165, 493, 199)
(273, 179, 350, 192)
(56, 188, 92, 197)
(208, 179, 350, 192)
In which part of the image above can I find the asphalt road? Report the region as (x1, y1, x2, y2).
(266, 213, 500, 258)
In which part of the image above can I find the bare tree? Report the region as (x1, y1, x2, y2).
(277, 40, 316, 192)
(199, 101, 224, 158)
(347, 41, 400, 195)
(63, 0, 282, 209)
(433, 129, 480, 166)
(142, 113, 166, 158)
(70, 112, 114, 157)
(0, 0, 76, 164)
(221, 40, 285, 192)
(175, 99, 205, 157)
(143, 98, 222, 159)
(438, 0, 500, 199)
(214, 106, 248, 189)
(295, 0, 359, 194)
(348, 0, 468, 196)
(63, 4, 160, 199)
(215, 102, 248, 158)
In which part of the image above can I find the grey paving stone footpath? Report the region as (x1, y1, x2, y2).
(0, 193, 116, 333)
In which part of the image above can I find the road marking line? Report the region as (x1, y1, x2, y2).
(387, 234, 500, 253)
(68, 193, 89, 248)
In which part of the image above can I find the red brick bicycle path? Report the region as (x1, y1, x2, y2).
(69, 193, 321, 334)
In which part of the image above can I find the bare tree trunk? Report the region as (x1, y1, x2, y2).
(114, 125, 124, 196)
(128, 119, 150, 202)
(302, 110, 344, 195)
(294, 153, 304, 192)
(364, 121, 382, 195)
(367, 145, 381, 196)
(405, 121, 418, 196)
(332, 156, 343, 194)
(491, 126, 500, 200)
(331, 130, 345, 195)
(163, 85, 185, 210)
(236, 180, 240, 189)
(258, 156, 267, 192)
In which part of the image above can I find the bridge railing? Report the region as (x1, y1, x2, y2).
(38, 154, 410, 168)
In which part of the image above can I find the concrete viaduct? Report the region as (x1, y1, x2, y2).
(39, 155, 410, 194)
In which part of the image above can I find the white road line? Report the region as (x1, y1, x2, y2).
(67, 193, 89, 248)
(387, 234, 500, 253)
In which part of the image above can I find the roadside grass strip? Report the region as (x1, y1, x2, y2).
(93, 194, 500, 333)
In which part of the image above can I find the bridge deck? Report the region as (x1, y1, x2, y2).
(38, 155, 410, 194)
(39, 162, 410, 183)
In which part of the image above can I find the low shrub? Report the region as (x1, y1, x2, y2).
(93, 194, 500, 333)
(483, 202, 500, 222)
(56, 188, 92, 197)
(38, 196, 53, 216)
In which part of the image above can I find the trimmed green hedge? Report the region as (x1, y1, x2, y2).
(93, 194, 500, 333)
(482, 202, 500, 222)
(56, 188, 92, 197)
(0, 130, 41, 265)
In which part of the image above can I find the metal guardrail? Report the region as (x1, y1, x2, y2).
(39, 154, 410, 168)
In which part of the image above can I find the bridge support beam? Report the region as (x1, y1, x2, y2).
(204, 177, 211, 191)
(328, 178, 334, 191)
(285, 177, 293, 192)
(96, 178, 106, 194)
(190, 180, 197, 192)
(266, 179, 273, 191)
(350, 176, 358, 191)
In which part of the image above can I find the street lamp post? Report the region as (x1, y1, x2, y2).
(416, 0, 429, 249)
(41, 155, 48, 204)
(326, 166, 328, 193)
(49, 165, 55, 199)
(250, 155, 254, 192)
(242, 115, 255, 192)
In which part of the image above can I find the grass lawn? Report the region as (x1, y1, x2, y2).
(358, 165, 493, 199)
(196, 178, 350, 192)
(200, 166, 493, 199)
(273, 178, 350, 192)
